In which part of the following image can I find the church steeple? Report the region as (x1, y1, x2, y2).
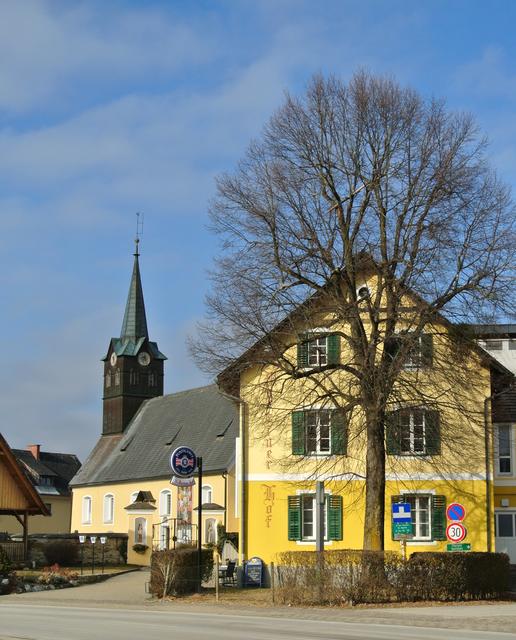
(120, 239, 149, 341)
(101, 239, 166, 436)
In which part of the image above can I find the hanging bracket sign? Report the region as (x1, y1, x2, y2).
(170, 446, 197, 485)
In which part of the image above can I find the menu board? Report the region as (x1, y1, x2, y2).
(245, 557, 263, 587)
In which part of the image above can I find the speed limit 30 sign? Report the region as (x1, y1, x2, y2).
(446, 522, 467, 543)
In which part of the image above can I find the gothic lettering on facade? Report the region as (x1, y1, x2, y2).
(262, 483, 275, 528)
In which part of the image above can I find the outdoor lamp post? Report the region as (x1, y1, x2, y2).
(78, 535, 86, 575)
(90, 536, 97, 574)
(100, 536, 107, 574)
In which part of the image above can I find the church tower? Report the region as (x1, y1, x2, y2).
(102, 239, 166, 435)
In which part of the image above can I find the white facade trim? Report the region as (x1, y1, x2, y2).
(246, 472, 486, 481)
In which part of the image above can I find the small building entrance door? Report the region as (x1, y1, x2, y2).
(495, 510, 516, 563)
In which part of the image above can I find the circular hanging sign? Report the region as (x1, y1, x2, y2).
(170, 446, 197, 477)
(446, 502, 466, 522)
(446, 522, 467, 543)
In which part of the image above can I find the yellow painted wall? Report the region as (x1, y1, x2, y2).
(71, 471, 236, 565)
(0, 495, 71, 535)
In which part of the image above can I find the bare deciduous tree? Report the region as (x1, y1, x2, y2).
(192, 72, 516, 550)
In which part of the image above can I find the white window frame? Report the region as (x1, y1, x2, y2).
(159, 490, 172, 516)
(305, 410, 332, 455)
(496, 424, 513, 476)
(82, 496, 92, 525)
(307, 335, 328, 367)
(103, 494, 114, 524)
(495, 511, 516, 538)
(202, 485, 213, 504)
(296, 491, 329, 542)
(134, 517, 147, 544)
(403, 494, 432, 541)
(399, 409, 427, 455)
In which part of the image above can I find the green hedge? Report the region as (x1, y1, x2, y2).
(150, 547, 214, 597)
(275, 550, 510, 605)
(403, 552, 510, 601)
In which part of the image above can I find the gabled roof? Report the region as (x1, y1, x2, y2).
(12, 449, 81, 497)
(217, 256, 514, 389)
(70, 384, 238, 487)
(0, 434, 49, 516)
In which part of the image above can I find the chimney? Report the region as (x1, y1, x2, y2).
(27, 444, 41, 460)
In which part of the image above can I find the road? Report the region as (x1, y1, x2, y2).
(1, 604, 516, 640)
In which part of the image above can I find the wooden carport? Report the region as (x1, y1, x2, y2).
(0, 433, 49, 560)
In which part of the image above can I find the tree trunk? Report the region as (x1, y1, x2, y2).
(363, 412, 386, 550)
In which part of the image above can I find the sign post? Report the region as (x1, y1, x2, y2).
(170, 446, 199, 591)
(392, 502, 413, 560)
(315, 481, 325, 601)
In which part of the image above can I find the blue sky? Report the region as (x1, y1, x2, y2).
(2, 0, 516, 459)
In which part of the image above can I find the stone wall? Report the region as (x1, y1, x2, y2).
(27, 533, 128, 567)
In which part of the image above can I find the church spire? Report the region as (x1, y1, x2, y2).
(120, 237, 149, 341)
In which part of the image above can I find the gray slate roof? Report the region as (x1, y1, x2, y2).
(13, 449, 81, 496)
(70, 384, 237, 487)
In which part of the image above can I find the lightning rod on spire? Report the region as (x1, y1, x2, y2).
(135, 212, 144, 256)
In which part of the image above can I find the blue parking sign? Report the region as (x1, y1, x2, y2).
(392, 502, 412, 523)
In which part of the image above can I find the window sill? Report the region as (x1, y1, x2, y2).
(406, 540, 438, 546)
(296, 540, 334, 546)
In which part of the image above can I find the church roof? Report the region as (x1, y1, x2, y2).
(70, 384, 238, 487)
(120, 249, 149, 341)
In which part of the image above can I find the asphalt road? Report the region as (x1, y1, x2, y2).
(1, 605, 516, 640)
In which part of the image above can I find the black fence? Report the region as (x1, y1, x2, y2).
(151, 518, 198, 551)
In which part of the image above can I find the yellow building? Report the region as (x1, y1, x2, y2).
(0, 443, 80, 537)
(70, 385, 239, 565)
(217, 285, 516, 565)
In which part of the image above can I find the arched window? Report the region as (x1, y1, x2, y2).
(148, 372, 156, 387)
(205, 518, 217, 544)
(103, 494, 114, 524)
(130, 369, 139, 385)
(105, 371, 111, 388)
(134, 517, 147, 544)
(82, 496, 92, 524)
(202, 485, 212, 504)
(114, 369, 120, 386)
(159, 490, 172, 517)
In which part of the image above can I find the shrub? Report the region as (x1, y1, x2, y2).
(132, 544, 148, 554)
(400, 552, 510, 601)
(0, 546, 12, 575)
(42, 540, 79, 566)
(275, 550, 510, 605)
(276, 549, 402, 605)
(38, 564, 79, 586)
(150, 547, 214, 597)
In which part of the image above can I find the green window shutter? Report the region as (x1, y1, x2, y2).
(327, 334, 340, 365)
(424, 410, 440, 455)
(331, 409, 347, 455)
(420, 333, 433, 367)
(292, 411, 306, 455)
(327, 495, 343, 540)
(288, 495, 302, 541)
(431, 495, 447, 540)
(385, 411, 401, 455)
(297, 336, 309, 368)
(391, 495, 403, 540)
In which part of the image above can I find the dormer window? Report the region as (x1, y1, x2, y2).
(39, 476, 54, 486)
